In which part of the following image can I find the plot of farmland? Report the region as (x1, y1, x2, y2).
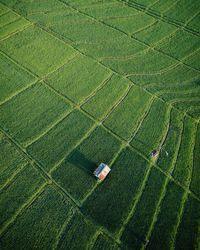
(0, 0, 200, 249)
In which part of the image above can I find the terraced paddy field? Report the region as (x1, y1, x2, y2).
(0, 0, 200, 249)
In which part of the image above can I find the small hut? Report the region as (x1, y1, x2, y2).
(93, 163, 111, 181)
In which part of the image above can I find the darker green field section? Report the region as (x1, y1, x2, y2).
(0, 83, 71, 146)
(82, 148, 149, 233)
(0, 132, 27, 188)
(0, 185, 74, 250)
(52, 126, 121, 202)
(190, 122, 200, 198)
(92, 233, 120, 250)
(121, 168, 166, 249)
(174, 195, 200, 250)
(57, 212, 96, 250)
(146, 181, 185, 250)
(0, 164, 45, 230)
(27, 110, 94, 172)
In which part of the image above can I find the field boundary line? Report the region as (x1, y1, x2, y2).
(87, 231, 102, 250)
(172, 122, 199, 248)
(42, 52, 79, 80)
(53, 206, 77, 250)
(142, 176, 170, 249)
(25, 108, 73, 148)
(0, 50, 39, 77)
(119, 0, 200, 37)
(155, 105, 172, 162)
(117, 162, 153, 240)
(0, 182, 47, 237)
(0, 79, 38, 107)
(127, 96, 155, 143)
(101, 84, 133, 123)
(0, 162, 28, 193)
(0, 22, 32, 42)
(49, 123, 98, 175)
(80, 72, 113, 106)
(171, 123, 197, 249)
(0, 127, 80, 207)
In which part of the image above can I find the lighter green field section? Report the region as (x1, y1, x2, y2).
(46, 54, 110, 104)
(157, 109, 183, 173)
(0, 26, 76, 76)
(82, 74, 130, 119)
(172, 116, 196, 187)
(131, 99, 170, 157)
(0, 6, 30, 40)
(0, 83, 71, 146)
(0, 53, 36, 104)
(52, 126, 121, 202)
(104, 85, 152, 140)
(0, 185, 74, 250)
(27, 110, 94, 171)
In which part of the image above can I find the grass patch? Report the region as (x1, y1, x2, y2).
(121, 168, 166, 249)
(57, 211, 97, 250)
(146, 181, 185, 250)
(157, 109, 183, 172)
(174, 195, 200, 250)
(82, 74, 130, 119)
(92, 233, 120, 250)
(0, 25, 76, 76)
(0, 53, 36, 103)
(0, 185, 74, 250)
(82, 148, 149, 233)
(46, 54, 110, 104)
(189, 122, 200, 198)
(0, 164, 45, 229)
(51, 126, 121, 202)
(0, 83, 71, 146)
(0, 132, 28, 188)
(104, 85, 152, 140)
(172, 116, 196, 187)
(27, 110, 94, 172)
(131, 99, 170, 157)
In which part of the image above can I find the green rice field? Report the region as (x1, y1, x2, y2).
(0, 0, 200, 249)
